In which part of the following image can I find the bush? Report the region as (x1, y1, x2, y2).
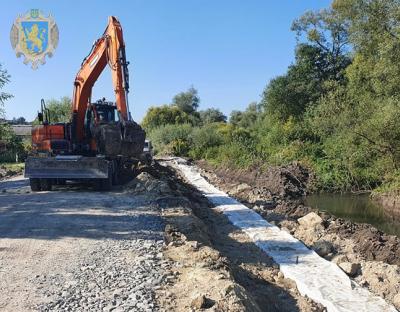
(0, 123, 26, 162)
(148, 124, 193, 156)
(214, 142, 256, 168)
(189, 124, 224, 159)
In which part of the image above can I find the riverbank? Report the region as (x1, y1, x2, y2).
(371, 191, 400, 220)
(196, 159, 400, 309)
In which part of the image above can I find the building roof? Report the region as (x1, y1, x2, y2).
(11, 125, 32, 136)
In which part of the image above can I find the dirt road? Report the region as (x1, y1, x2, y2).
(0, 176, 164, 312)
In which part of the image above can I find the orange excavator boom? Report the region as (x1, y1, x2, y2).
(72, 16, 131, 142)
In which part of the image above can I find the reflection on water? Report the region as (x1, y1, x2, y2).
(304, 193, 400, 237)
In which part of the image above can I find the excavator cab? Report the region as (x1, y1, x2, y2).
(95, 106, 116, 123)
(92, 98, 119, 124)
(85, 99, 118, 126)
(85, 100, 119, 138)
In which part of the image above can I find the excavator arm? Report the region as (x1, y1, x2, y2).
(72, 16, 130, 142)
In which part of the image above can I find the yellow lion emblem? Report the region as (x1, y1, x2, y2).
(21, 23, 46, 55)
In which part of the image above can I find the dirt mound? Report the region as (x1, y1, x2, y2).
(123, 172, 171, 194)
(197, 160, 310, 199)
(123, 162, 182, 195)
(356, 261, 400, 308)
(259, 162, 310, 199)
(345, 224, 400, 265)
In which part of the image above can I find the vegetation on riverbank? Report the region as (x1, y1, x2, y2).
(143, 0, 400, 193)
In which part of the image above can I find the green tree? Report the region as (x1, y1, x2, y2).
(262, 41, 350, 122)
(313, 0, 400, 185)
(333, 0, 400, 98)
(45, 97, 71, 123)
(229, 102, 261, 128)
(0, 64, 12, 110)
(172, 86, 200, 114)
(141, 105, 192, 130)
(291, 7, 351, 78)
(0, 64, 13, 141)
(0, 65, 22, 161)
(199, 108, 226, 124)
(261, 7, 351, 122)
(10, 117, 27, 125)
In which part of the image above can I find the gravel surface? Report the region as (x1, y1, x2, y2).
(38, 238, 164, 312)
(0, 176, 164, 312)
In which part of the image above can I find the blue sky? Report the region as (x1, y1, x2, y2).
(0, 0, 331, 122)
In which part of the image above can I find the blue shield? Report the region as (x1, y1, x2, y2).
(21, 21, 48, 54)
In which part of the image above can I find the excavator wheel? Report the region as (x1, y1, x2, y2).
(29, 178, 42, 192)
(40, 179, 53, 191)
(56, 179, 66, 186)
(112, 169, 120, 185)
(96, 176, 112, 191)
(145, 153, 153, 166)
(95, 164, 113, 191)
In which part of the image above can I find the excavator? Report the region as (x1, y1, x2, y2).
(24, 16, 146, 191)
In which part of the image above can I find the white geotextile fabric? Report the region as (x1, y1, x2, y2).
(169, 158, 396, 312)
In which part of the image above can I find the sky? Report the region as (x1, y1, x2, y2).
(0, 0, 331, 122)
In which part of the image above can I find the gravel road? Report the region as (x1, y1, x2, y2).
(0, 176, 164, 312)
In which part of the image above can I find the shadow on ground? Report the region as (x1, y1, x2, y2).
(0, 178, 162, 240)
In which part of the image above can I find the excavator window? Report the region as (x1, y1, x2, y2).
(93, 105, 119, 123)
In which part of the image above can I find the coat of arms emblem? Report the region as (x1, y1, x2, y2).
(10, 9, 59, 69)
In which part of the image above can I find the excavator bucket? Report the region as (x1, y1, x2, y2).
(24, 156, 110, 179)
(121, 121, 146, 157)
(94, 121, 146, 158)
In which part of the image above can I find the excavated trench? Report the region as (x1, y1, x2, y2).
(192, 159, 400, 310)
(136, 161, 322, 311)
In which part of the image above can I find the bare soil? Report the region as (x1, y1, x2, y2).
(372, 192, 400, 219)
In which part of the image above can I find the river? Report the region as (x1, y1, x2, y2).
(304, 193, 400, 237)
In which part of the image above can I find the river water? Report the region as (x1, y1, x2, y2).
(304, 193, 400, 237)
